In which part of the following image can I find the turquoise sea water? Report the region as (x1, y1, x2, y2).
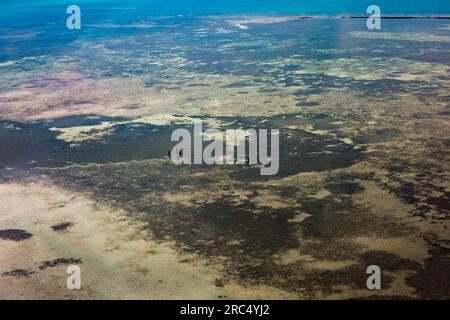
(1, 0, 450, 30)
(2, 0, 450, 16)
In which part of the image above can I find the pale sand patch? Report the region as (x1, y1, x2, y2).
(0, 71, 176, 122)
(273, 249, 312, 265)
(224, 283, 299, 299)
(274, 249, 355, 270)
(0, 61, 15, 67)
(252, 190, 297, 209)
(235, 24, 249, 30)
(216, 28, 233, 34)
(162, 189, 253, 209)
(310, 188, 332, 200)
(4, 123, 21, 130)
(0, 63, 301, 122)
(289, 123, 355, 148)
(341, 137, 354, 145)
(307, 260, 356, 271)
(290, 69, 311, 75)
(353, 236, 429, 263)
(49, 122, 116, 144)
(278, 56, 450, 82)
(326, 270, 417, 299)
(288, 212, 311, 223)
(353, 180, 415, 220)
(358, 179, 450, 241)
(162, 192, 219, 208)
(49, 114, 229, 144)
(129, 114, 195, 126)
(350, 31, 450, 43)
(351, 180, 436, 264)
(202, 127, 259, 145)
(227, 16, 305, 28)
(0, 180, 225, 299)
(84, 23, 155, 29)
(260, 171, 329, 204)
(0, 31, 42, 40)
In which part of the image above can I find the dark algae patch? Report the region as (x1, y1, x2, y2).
(51, 222, 74, 232)
(231, 126, 366, 181)
(2, 269, 35, 278)
(406, 237, 450, 299)
(296, 101, 321, 107)
(426, 192, 450, 212)
(0, 116, 179, 168)
(325, 181, 365, 195)
(0, 229, 32, 241)
(38, 258, 82, 270)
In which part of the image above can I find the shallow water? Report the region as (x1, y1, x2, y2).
(0, 3, 449, 299)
